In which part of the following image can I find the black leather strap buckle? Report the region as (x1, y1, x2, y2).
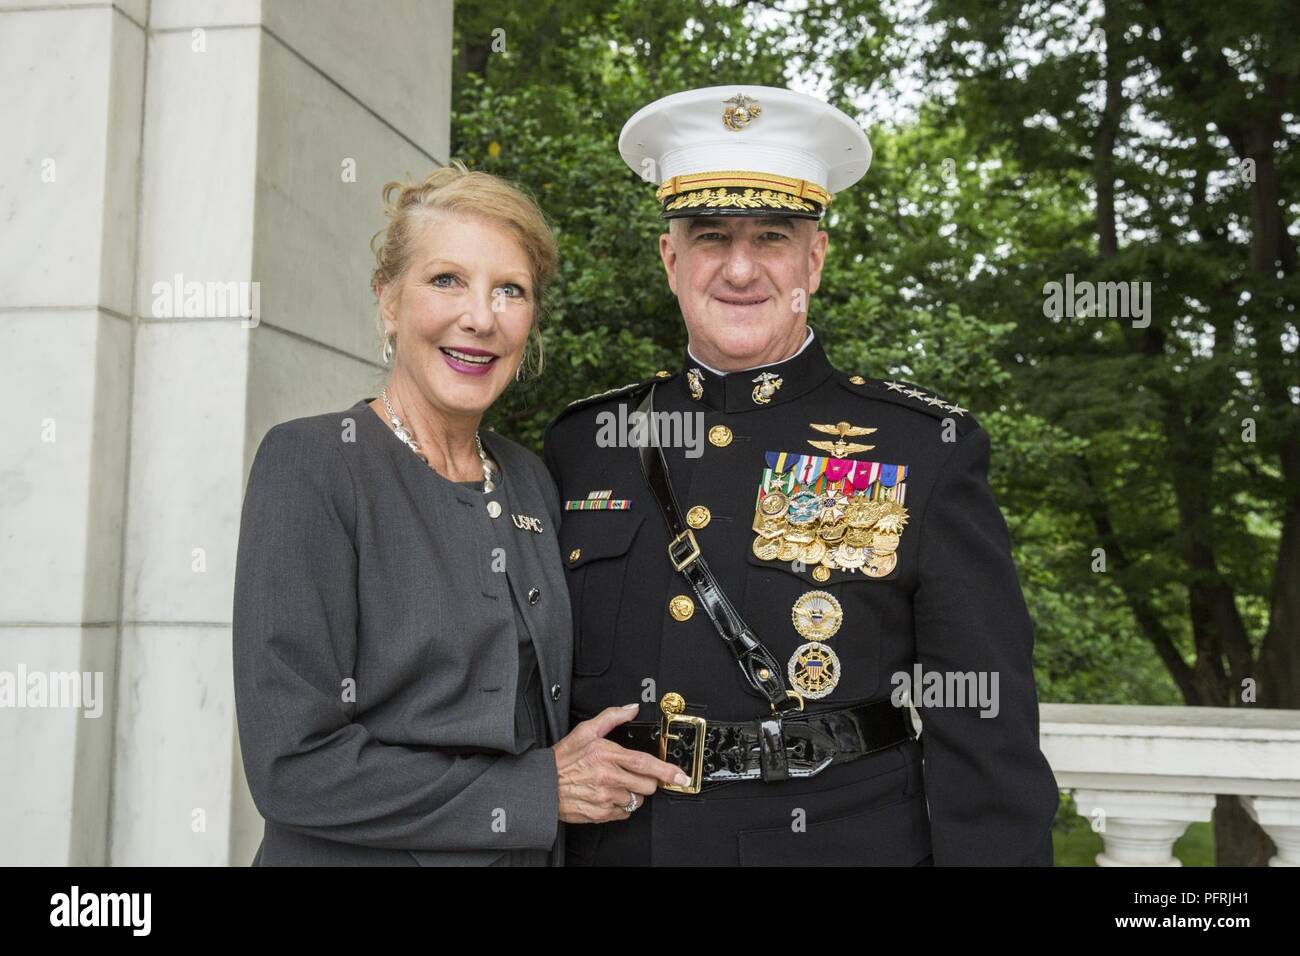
(667, 529, 701, 571)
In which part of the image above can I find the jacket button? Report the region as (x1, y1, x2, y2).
(668, 594, 695, 621)
(486, 501, 502, 518)
(686, 505, 711, 529)
(568, 548, 582, 563)
(708, 425, 733, 447)
(550, 683, 561, 701)
(528, 587, 540, 604)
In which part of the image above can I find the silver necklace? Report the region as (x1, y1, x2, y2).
(381, 386, 495, 493)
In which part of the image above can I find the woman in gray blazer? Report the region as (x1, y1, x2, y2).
(232, 165, 685, 866)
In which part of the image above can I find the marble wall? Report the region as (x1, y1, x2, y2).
(0, 0, 452, 865)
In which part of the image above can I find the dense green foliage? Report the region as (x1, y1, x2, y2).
(449, 3, 1300, 868)
(452, 0, 1298, 862)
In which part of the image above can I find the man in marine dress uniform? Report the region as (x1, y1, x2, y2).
(543, 86, 1059, 865)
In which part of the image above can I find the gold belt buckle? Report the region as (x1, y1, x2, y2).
(658, 692, 706, 794)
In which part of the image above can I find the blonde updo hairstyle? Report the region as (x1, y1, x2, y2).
(370, 161, 557, 378)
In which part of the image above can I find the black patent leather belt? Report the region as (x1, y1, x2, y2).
(612, 697, 917, 793)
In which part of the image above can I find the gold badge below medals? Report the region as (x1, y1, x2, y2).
(792, 590, 842, 641)
(787, 591, 844, 698)
(788, 642, 841, 698)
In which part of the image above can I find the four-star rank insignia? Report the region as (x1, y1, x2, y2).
(752, 451, 909, 580)
(807, 421, 877, 458)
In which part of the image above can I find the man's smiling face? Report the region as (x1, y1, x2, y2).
(659, 215, 828, 371)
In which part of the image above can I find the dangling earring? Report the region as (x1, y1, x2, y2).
(515, 324, 544, 383)
(382, 334, 395, 365)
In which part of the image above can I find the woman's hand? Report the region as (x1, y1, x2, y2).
(554, 704, 690, 823)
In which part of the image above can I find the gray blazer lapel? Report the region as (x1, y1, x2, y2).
(485, 434, 573, 743)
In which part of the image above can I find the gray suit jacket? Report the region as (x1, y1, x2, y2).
(233, 400, 573, 865)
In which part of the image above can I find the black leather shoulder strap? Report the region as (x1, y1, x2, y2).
(634, 384, 801, 717)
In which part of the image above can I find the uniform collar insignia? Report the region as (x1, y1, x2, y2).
(676, 330, 836, 413)
(686, 367, 704, 401)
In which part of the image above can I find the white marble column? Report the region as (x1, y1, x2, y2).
(1, 0, 450, 865)
(0, 0, 146, 866)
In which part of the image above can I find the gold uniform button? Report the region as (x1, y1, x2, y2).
(668, 595, 695, 621)
(655, 370, 671, 379)
(568, 548, 582, 563)
(849, 375, 866, 385)
(708, 425, 733, 447)
(686, 505, 711, 529)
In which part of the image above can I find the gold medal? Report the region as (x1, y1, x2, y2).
(791, 590, 843, 642)
(845, 527, 873, 549)
(873, 499, 909, 534)
(844, 496, 880, 528)
(819, 490, 848, 524)
(752, 535, 781, 560)
(871, 531, 901, 553)
(864, 551, 898, 578)
(760, 491, 789, 517)
(777, 539, 801, 562)
(798, 540, 827, 566)
(787, 642, 841, 699)
(819, 521, 847, 543)
(833, 544, 867, 570)
(783, 528, 815, 545)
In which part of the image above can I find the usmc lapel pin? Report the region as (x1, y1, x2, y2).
(511, 513, 544, 533)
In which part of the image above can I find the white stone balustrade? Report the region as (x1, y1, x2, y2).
(1041, 704, 1300, 866)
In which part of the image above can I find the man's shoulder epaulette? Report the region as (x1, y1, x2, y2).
(545, 371, 674, 438)
(835, 373, 980, 433)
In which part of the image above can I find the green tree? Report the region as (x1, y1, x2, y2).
(451, 0, 1297, 864)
